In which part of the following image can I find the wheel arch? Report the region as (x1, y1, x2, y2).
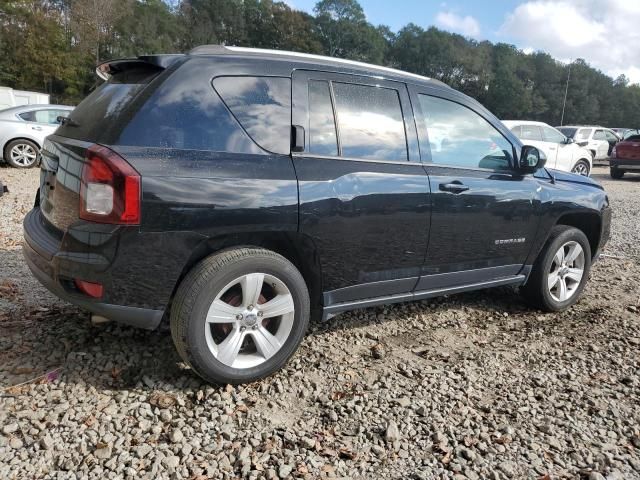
(556, 212, 601, 259)
(167, 231, 323, 316)
(2, 136, 42, 160)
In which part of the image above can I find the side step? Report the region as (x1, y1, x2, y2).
(321, 275, 526, 321)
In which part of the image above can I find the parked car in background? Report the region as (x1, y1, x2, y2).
(0, 87, 50, 110)
(610, 133, 640, 179)
(557, 126, 619, 158)
(611, 128, 639, 140)
(503, 121, 593, 175)
(23, 46, 611, 384)
(0, 104, 73, 168)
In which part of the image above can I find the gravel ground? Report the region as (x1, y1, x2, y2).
(1, 165, 639, 480)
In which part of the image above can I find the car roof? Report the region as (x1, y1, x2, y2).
(501, 120, 551, 127)
(187, 45, 450, 90)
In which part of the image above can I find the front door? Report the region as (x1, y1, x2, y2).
(291, 71, 431, 304)
(409, 86, 540, 291)
(541, 125, 573, 171)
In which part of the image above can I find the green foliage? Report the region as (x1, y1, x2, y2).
(0, 0, 639, 127)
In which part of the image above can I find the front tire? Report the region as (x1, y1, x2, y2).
(170, 247, 310, 384)
(4, 139, 39, 168)
(571, 159, 590, 176)
(610, 167, 624, 179)
(522, 226, 591, 312)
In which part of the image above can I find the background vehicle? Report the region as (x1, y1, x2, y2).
(0, 104, 73, 168)
(611, 128, 639, 140)
(557, 126, 619, 159)
(610, 134, 640, 179)
(503, 121, 593, 175)
(23, 47, 610, 385)
(0, 87, 49, 110)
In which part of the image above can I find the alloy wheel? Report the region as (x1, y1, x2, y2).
(204, 273, 295, 369)
(547, 241, 585, 302)
(9, 143, 38, 167)
(572, 162, 589, 176)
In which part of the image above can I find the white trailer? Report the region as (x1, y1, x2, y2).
(0, 87, 50, 110)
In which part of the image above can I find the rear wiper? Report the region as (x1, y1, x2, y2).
(58, 116, 79, 127)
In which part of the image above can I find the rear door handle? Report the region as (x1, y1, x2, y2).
(439, 182, 469, 193)
(31, 126, 43, 131)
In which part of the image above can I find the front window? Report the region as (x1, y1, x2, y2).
(520, 125, 543, 141)
(593, 129, 606, 140)
(542, 126, 565, 143)
(417, 94, 513, 170)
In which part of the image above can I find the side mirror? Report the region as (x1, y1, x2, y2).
(519, 145, 546, 173)
(564, 137, 574, 144)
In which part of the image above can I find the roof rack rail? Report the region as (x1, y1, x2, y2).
(188, 45, 437, 84)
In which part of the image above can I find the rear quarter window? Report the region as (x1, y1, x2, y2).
(213, 76, 291, 155)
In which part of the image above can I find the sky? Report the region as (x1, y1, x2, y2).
(290, 0, 640, 84)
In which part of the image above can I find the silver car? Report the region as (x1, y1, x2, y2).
(0, 104, 73, 168)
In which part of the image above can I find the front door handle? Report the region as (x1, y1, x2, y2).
(439, 182, 469, 193)
(31, 126, 43, 131)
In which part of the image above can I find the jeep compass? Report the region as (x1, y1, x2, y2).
(23, 46, 611, 384)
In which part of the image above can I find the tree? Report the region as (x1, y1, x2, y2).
(313, 0, 386, 63)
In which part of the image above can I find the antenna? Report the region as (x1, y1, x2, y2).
(560, 60, 572, 126)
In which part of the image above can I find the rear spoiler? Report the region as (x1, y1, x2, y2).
(96, 55, 184, 81)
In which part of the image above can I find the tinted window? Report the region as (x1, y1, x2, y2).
(558, 127, 577, 138)
(214, 76, 291, 154)
(624, 130, 640, 139)
(604, 130, 618, 142)
(308, 80, 338, 156)
(542, 126, 565, 143)
(417, 94, 512, 170)
(576, 129, 591, 140)
(57, 65, 161, 143)
(332, 82, 407, 161)
(593, 129, 606, 140)
(118, 62, 261, 153)
(626, 135, 640, 142)
(521, 125, 543, 141)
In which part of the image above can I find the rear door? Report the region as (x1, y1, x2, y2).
(409, 85, 539, 288)
(291, 70, 430, 304)
(592, 129, 609, 159)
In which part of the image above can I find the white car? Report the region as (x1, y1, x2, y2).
(502, 120, 593, 176)
(557, 126, 619, 160)
(0, 104, 73, 168)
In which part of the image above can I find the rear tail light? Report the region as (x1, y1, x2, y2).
(74, 279, 104, 298)
(80, 145, 140, 224)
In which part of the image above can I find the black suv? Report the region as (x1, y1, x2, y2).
(23, 46, 611, 384)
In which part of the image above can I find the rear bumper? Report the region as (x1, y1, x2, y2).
(610, 158, 640, 170)
(23, 208, 164, 329)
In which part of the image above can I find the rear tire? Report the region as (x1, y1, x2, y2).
(170, 247, 310, 384)
(4, 139, 39, 168)
(610, 167, 624, 179)
(521, 226, 591, 312)
(571, 159, 590, 176)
